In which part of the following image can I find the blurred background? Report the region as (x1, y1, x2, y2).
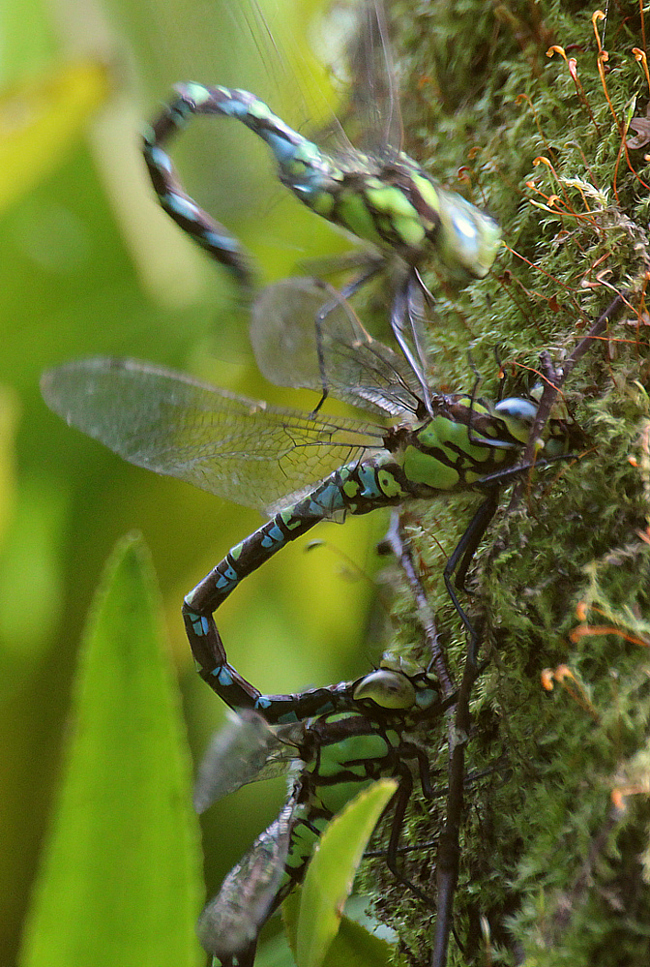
(0, 0, 390, 960)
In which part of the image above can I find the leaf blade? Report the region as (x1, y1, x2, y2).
(19, 534, 204, 967)
(295, 778, 398, 967)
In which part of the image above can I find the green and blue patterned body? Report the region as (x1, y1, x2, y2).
(182, 391, 556, 720)
(41, 355, 573, 723)
(195, 664, 444, 967)
(143, 83, 500, 290)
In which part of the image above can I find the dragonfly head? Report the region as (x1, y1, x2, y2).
(433, 190, 502, 285)
(493, 397, 538, 444)
(353, 658, 440, 714)
(353, 668, 416, 710)
(495, 395, 581, 457)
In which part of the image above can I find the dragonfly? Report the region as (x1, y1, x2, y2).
(41, 280, 575, 723)
(142, 0, 501, 405)
(192, 656, 452, 967)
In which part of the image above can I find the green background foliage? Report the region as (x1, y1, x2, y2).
(1, 1, 382, 963)
(2, 0, 650, 965)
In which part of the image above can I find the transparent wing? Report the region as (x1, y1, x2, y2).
(310, 0, 403, 157)
(194, 710, 304, 814)
(197, 791, 297, 960)
(41, 358, 386, 515)
(250, 278, 424, 417)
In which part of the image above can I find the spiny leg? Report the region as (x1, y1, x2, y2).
(311, 266, 384, 413)
(310, 266, 434, 417)
(431, 618, 482, 967)
(383, 510, 483, 961)
(434, 451, 579, 961)
(443, 492, 499, 671)
(391, 274, 434, 416)
(381, 510, 455, 699)
(382, 761, 438, 910)
(444, 448, 576, 670)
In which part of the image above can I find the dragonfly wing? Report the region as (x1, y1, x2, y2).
(251, 278, 424, 416)
(41, 357, 384, 514)
(197, 791, 297, 960)
(311, 0, 402, 157)
(194, 710, 302, 814)
(344, 0, 403, 154)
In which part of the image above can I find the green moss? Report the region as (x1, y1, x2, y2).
(363, 3, 650, 965)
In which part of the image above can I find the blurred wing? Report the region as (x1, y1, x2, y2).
(250, 278, 423, 416)
(41, 357, 385, 515)
(194, 710, 303, 814)
(197, 791, 297, 960)
(311, 0, 403, 156)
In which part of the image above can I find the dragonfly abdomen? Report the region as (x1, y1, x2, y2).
(183, 455, 409, 712)
(144, 81, 501, 293)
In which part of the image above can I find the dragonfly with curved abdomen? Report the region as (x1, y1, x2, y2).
(142, 0, 501, 406)
(41, 279, 575, 723)
(192, 657, 452, 967)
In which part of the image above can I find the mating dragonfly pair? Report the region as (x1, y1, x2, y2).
(41, 2, 579, 964)
(41, 282, 577, 966)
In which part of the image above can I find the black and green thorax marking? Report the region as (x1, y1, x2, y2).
(195, 661, 445, 966)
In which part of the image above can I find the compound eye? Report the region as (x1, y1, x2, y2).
(353, 669, 416, 709)
(494, 397, 537, 443)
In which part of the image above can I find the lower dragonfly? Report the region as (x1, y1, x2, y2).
(193, 656, 452, 967)
(41, 281, 575, 724)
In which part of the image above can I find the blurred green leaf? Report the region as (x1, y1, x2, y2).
(19, 534, 204, 967)
(0, 476, 67, 692)
(294, 778, 398, 967)
(0, 383, 18, 549)
(0, 59, 112, 213)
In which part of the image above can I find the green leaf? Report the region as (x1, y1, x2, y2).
(295, 778, 398, 967)
(322, 917, 401, 967)
(19, 534, 204, 967)
(0, 382, 18, 549)
(0, 59, 111, 213)
(284, 889, 400, 967)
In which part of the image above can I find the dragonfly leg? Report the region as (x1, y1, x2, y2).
(445, 448, 576, 667)
(391, 275, 434, 416)
(384, 765, 436, 910)
(443, 492, 499, 669)
(381, 510, 455, 698)
(310, 266, 384, 413)
(432, 616, 482, 967)
(405, 272, 434, 413)
(213, 943, 256, 967)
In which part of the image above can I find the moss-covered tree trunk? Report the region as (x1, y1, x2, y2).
(374, 2, 650, 964)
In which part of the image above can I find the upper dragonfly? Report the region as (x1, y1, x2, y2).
(142, 0, 501, 404)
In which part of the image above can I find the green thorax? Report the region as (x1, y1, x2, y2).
(390, 395, 569, 494)
(285, 712, 406, 877)
(282, 147, 500, 283)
